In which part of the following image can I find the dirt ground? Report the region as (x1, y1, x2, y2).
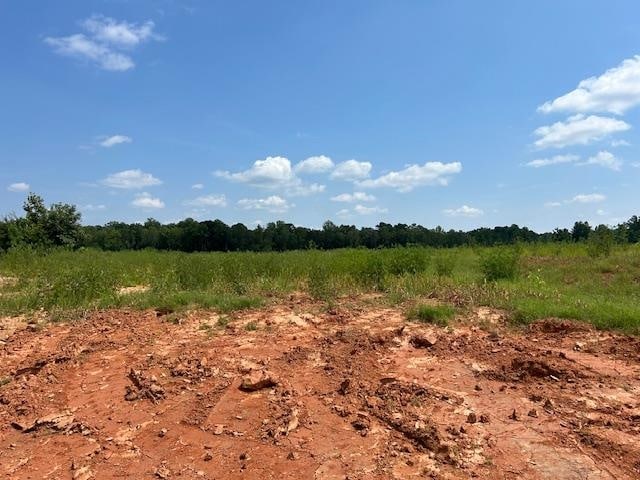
(1, 295, 640, 479)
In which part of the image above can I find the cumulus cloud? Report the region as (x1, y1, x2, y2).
(330, 160, 372, 181)
(358, 161, 462, 192)
(353, 204, 388, 215)
(443, 205, 484, 217)
(533, 114, 630, 149)
(331, 192, 376, 203)
(570, 193, 606, 204)
(216, 156, 324, 196)
(294, 155, 334, 174)
(538, 56, 640, 115)
(101, 169, 162, 189)
(7, 182, 30, 192)
(132, 192, 164, 209)
(45, 15, 162, 71)
(525, 154, 579, 168)
(185, 194, 227, 207)
(580, 151, 622, 171)
(100, 135, 132, 147)
(237, 195, 291, 213)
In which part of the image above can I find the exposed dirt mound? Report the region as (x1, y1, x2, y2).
(1, 303, 639, 479)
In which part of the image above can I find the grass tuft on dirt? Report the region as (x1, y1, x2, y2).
(407, 304, 455, 326)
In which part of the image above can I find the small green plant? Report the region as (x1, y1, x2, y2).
(308, 264, 334, 301)
(245, 320, 258, 331)
(406, 304, 455, 326)
(479, 248, 520, 281)
(216, 315, 230, 328)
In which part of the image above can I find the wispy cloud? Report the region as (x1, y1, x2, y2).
(358, 161, 462, 192)
(525, 154, 579, 168)
(237, 195, 292, 213)
(100, 135, 132, 147)
(7, 182, 30, 192)
(185, 194, 227, 207)
(533, 114, 630, 149)
(330, 192, 376, 203)
(45, 15, 163, 71)
(131, 192, 165, 209)
(101, 169, 162, 189)
(580, 151, 622, 171)
(538, 55, 640, 115)
(443, 205, 484, 217)
(570, 193, 606, 203)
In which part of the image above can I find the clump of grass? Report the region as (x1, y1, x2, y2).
(308, 264, 334, 301)
(434, 254, 456, 277)
(479, 248, 520, 281)
(406, 304, 455, 326)
(245, 320, 258, 331)
(216, 315, 230, 328)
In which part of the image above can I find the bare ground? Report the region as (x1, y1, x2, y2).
(1, 295, 640, 479)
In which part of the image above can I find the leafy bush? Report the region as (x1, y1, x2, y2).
(586, 226, 614, 258)
(479, 248, 520, 281)
(386, 248, 428, 275)
(406, 304, 454, 326)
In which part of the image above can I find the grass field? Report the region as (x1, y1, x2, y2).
(1, 243, 639, 333)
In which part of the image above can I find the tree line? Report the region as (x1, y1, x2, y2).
(1, 194, 639, 252)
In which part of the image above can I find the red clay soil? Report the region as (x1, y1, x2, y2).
(1, 297, 639, 479)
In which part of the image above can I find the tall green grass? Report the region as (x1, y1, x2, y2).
(1, 244, 639, 333)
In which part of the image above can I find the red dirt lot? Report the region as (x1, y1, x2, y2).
(1, 296, 640, 479)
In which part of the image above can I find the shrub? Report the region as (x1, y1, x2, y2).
(308, 264, 334, 300)
(358, 255, 386, 290)
(386, 248, 428, 275)
(406, 304, 454, 326)
(479, 248, 520, 281)
(586, 227, 614, 258)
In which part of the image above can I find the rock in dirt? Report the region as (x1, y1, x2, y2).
(410, 333, 438, 349)
(467, 412, 477, 424)
(71, 461, 94, 480)
(239, 370, 278, 392)
(12, 411, 81, 434)
(125, 369, 165, 403)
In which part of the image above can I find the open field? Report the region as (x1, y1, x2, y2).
(1, 245, 640, 478)
(1, 244, 640, 332)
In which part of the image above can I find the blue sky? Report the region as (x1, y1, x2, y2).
(2, 1, 640, 231)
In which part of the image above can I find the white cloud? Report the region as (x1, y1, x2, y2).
(571, 193, 606, 204)
(533, 114, 630, 149)
(185, 194, 227, 207)
(45, 15, 162, 71)
(611, 139, 631, 147)
(538, 56, 640, 115)
(544, 201, 562, 208)
(330, 160, 372, 181)
(294, 155, 334, 174)
(81, 204, 106, 211)
(101, 169, 162, 189)
(631, 162, 640, 168)
(7, 182, 30, 192)
(331, 192, 376, 203)
(237, 195, 291, 213)
(45, 34, 134, 71)
(525, 154, 579, 168)
(191, 183, 204, 189)
(358, 161, 462, 192)
(82, 15, 161, 48)
(286, 183, 326, 197)
(216, 156, 324, 196)
(580, 150, 622, 171)
(596, 209, 606, 216)
(100, 135, 132, 147)
(216, 156, 295, 186)
(336, 208, 351, 218)
(132, 192, 164, 209)
(354, 204, 388, 215)
(443, 205, 484, 217)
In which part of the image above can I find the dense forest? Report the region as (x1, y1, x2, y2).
(1, 194, 639, 252)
